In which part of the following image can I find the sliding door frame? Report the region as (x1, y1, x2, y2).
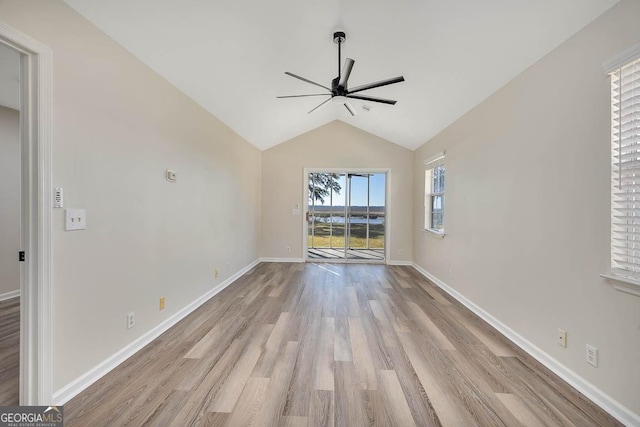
(303, 168, 390, 264)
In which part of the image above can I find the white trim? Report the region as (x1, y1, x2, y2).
(387, 260, 412, 266)
(424, 151, 445, 166)
(0, 289, 20, 302)
(0, 21, 53, 406)
(600, 274, 640, 297)
(412, 263, 640, 427)
(260, 257, 304, 263)
(603, 42, 640, 74)
(423, 229, 445, 239)
(385, 171, 391, 263)
(53, 258, 261, 405)
(302, 168, 309, 261)
(612, 284, 640, 297)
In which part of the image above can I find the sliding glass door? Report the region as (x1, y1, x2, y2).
(307, 171, 386, 262)
(308, 173, 347, 259)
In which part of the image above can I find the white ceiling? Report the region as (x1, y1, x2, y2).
(0, 42, 20, 110)
(64, 0, 618, 151)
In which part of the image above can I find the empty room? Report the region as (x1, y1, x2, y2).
(0, 0, 638, 426)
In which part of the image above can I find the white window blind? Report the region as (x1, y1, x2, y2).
(611, 57, 640, 279)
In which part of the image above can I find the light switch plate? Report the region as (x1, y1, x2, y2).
(65, 209, 86, 231)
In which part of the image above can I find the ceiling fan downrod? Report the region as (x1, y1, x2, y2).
(334, 31, 346, 82)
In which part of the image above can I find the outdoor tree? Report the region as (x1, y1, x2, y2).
(309, 173, 341, 204)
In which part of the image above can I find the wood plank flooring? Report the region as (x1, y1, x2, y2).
(64, 263, 621, 426)
(0, 296, 19, 406)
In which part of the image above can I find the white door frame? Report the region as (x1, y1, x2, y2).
(0, 22, 53, 405)
(303, 168, 390, 263)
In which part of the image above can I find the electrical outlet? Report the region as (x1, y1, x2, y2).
(65, 208, 87, 231)
(159, 297, 165, 310)
(398, 249, 403, 255)
(285, 246, 291, 252)
(127, 312, 135, 329)
(586, 345, 598, 367)
(557, 328, 567, 348)
(215, 268, 219, 278)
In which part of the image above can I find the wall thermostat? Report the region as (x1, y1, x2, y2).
(166, 169, 177, 182)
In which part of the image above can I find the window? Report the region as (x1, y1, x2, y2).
(424, 152, 445, 235)
(610, 56, 640, 280)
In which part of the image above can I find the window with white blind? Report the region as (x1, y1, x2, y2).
(610, 56, 640, 282)
(424, 152, 445, 236)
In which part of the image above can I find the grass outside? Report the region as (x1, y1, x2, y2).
(308, 222, 385, 249)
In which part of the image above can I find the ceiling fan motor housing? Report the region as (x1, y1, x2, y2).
(333, 31, 346, 44)
(332, 77, 348, 96)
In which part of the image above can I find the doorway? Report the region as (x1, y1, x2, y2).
(0, 19, 53, 405)
(0, 41, 21, 406)
(306, 170, 387, 262)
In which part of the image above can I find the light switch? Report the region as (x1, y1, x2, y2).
(65, 209, 86, 231)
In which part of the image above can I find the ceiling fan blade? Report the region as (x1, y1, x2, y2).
(308, 97, 332, 114)
(346, 94, 397, 105)
(285, 72, 331, 92)
(347, 76, 405, 94)
(338, 58, 355, 88)
(277, 94, 331, 99)
(344, 100, 358, 117)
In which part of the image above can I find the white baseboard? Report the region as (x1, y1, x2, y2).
(387, 260, 413, 266)
(260, 257, 304, 263)
(0, 289, 20, 302)
(411, 263, 639, 427)
(53, 258, 261, 405)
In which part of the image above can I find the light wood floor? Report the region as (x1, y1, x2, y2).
(0, 296, 19, 406)
(65, 263, 620, 426)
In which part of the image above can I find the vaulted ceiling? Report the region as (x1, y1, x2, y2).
(64, 0, 618, 150)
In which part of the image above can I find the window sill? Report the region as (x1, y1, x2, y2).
(600, 273, 640, 297)
(424, 229, 445, 239)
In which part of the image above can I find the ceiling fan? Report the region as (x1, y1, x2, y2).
(277, 31, 405, 116)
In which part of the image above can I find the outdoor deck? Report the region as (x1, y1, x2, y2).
(307, 248, 385, 261)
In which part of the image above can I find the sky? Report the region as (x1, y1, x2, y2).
(311, 173, 386, 207)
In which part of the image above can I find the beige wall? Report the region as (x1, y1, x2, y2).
(413, 0, 640, 414)
(0, 106, 20, 297)
(0, 1, 262, 391)
(261, 120, 413, 262)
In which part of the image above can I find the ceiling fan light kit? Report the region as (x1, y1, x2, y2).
(277, 31, 405, 116)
